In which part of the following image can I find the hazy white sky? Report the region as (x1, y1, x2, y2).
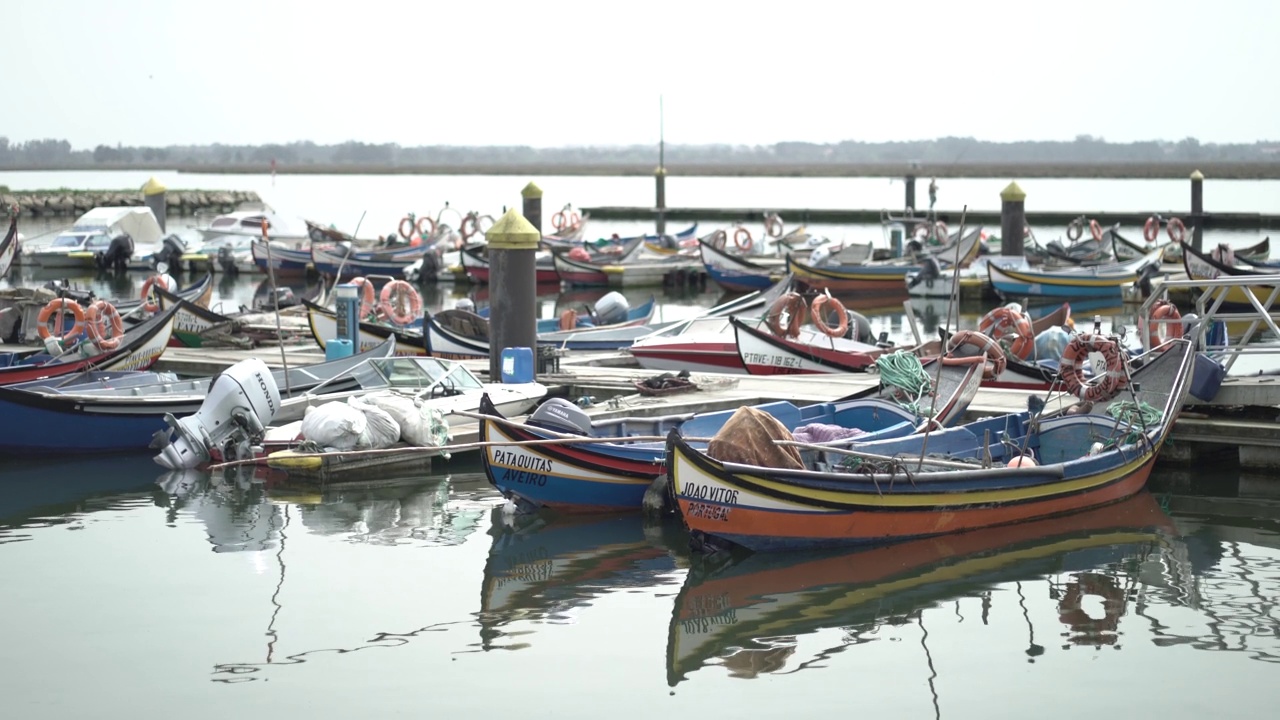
(5, 0, 1276, 149)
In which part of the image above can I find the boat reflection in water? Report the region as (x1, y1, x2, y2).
(478, 510, 689, 651)
(0, 455, 166, 543)
(666, 492, 1180, 686)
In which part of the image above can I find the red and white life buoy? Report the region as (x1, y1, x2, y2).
(734, 227, 754, 252)
(140, 273, 175, 313)
(1146, 300, 1182, 348)
(350, 276, 377, 319)
(810, 295, 848, 338)
(36, 298, 86, 343)
(1167, 217, 1187, 244)
(86, 300, 125, 350)
(942, 330, 1007, 381)
(1143, 216, 1160, 244)
(378, 280, 423, 326)
(1059, 333, 1128, 402)
(766, 292, 806, 338)
(978, 304, 1035, 361)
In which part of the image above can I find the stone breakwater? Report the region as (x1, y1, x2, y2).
(0, 189, 262, 217)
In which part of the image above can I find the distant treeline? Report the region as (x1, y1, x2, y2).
(4, 135, 1280, 177)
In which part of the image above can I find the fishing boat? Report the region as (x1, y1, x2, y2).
(786, 228, 982, 293)
(0, 303, 180, 387)
(550, 236, 677, 287)
(0, 212, 18, 280)
(668, 336, 1195, 552)
(1179, 241, 1280, 308)
(197, 208, 308, 243)
(26, 207, 165, 271)
(987, 248, 1164, 299)
(697, 236, 787, 292)
(665, 492, 1175, 685)
(311, 242, 433, 278)
(0, 336, 397, 456)
(462, 244, 562, 284)
(425, 294, 658, 358)
(250, 238, 313, 275)
(478, 349, 984, 513)
(1162, 235, 1269, 265)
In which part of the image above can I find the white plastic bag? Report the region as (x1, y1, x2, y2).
(348, 395, 401, 449)
(364, 391, 451, 449)
(300, 402, 367, 450)
(1035, 326, 1071, 362)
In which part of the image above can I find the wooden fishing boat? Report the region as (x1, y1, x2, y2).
(786, 228, 982, 293)
(987, 248, 1163, 299)
(427, 296, 658, 358)
(479, 351, 984, 513)
(668, 337, 1195, 552)
(0, 303, 180, 387)
(153, 285, 237, 348)
(311, 242, 431, 278)
(305, 299, 429, 356)
(1162, 235, 1269, 265)
(550, 236, 668, 287)
(1111, 228, 1170, 262)
(462, 245, 563, 284)
(697, 237, 786, 292)
(666, 491, 1175, 685)
(0, 212, 17, 281)
(0, 335, 397, 455)
(250, 238, 312, 275)
(1179, 241, 1280, 308)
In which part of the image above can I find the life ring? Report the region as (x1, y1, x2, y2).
(36, 298, 86, 343)
(552, 211, 567, 231)
(942, 330, 1007, 381)
(1146, 300, 1183, 348)
(86, 300, 124, 350)
(568, 210, 581, 229)
(350, 276, 377, 319)
(559, 309, 578, 331)
(1066, 218, 1084, 242)
(766, 292, 806, 338)
(376, 279, 421, 325)
(1167, 217, 1187, 244)
(1089, 219, 1103, 243)
(734, 227, 754, 252)
(140, 274, 175, 313)
(1143, 216, 1160, 244)
(460, 213, 479, 241)
(913, 222, 930, 240)
(810, 295, 848, 338)
(978, 304, 1035, 361)
(1058, 333, 1128, 402)
(710, 229, 728, 250)
(416, 216, 436, 239)
(1058, 572, 1126, 642)
(932, 221, 948, 244)
(764, 213, 784, 239)
(399, 216, 416, 239)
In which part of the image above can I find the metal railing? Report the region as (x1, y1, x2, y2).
(1138, 274, 1280, 374)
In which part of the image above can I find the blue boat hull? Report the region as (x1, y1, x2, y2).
(0, 397, 171, 454)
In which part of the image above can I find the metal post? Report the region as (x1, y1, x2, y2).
(142, 176, 167, 233)
(1190, 169, 1205, 252)
(521, 181, 542, 235)
(655, 166, 667, 237)
(1000, 181, 1027, 257)
(904, 175, 916, 213)
(487, 207, 540, 380)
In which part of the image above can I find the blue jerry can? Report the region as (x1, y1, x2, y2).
(501, 347, 535, 383)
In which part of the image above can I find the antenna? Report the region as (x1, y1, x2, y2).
(659, 94, 665, 170)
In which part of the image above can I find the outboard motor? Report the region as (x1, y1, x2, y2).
(1136, 262, 1160, 297)
(217, 245, 240, 274)
(95, 233, 134, 273)
(152, 358, 281, 470)
(526, 398, 593, 436)
(808, 246, 831, 267)
(156, 234, 187, 274)
(907, 256, 943, 290)
(592, 291, 630, 326)
(843, 309, 875, 344)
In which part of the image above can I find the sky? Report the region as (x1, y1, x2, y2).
(4, 0, 1278, 149)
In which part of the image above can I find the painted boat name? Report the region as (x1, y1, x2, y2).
(493, 449, 552, 487)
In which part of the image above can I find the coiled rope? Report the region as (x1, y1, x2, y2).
(874, 350, 935, 417)
(1104, 399, 1163, 447)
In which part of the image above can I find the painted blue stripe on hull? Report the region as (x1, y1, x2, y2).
(0, 401, 169, 454)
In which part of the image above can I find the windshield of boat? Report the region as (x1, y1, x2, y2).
(369, 357, 484, 391)
(49, 233, 96, 249)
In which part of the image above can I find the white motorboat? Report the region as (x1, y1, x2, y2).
(196, 209, 308, 243)
(28, 206, 164, 270)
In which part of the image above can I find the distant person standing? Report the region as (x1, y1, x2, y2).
(928, 178, 938, 211)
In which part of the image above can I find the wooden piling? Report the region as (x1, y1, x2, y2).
(1190, 169, 1205, 252)
(486, 207, 540, 380)
(521, 181, 542, 235)
(1000, 181, 1027, 257)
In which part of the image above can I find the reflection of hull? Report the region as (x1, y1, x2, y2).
(0, 455, 166, 533)
(666, 492, 1176, 685)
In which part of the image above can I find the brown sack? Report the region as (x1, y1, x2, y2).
(706, 406, 804, 470)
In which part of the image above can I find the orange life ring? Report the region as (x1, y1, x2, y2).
(1058, 333, 1128, 402)
(734, 227, 754, 252)
(568, 210, 581, 228)
(1167, 217, 1187, 244)
(378, 279, 423, 326)
(140, 274, 175, 313)
(552, 211, 567, 231)
(1089, 219, 1103, 243)
(559, 309, 578, 331)
(978, 304, 1035, 361)
(36, 298, 86, 343)
(350, 276, 377, 319)
(764, 213, 784, 239)
(1146, 300, 1182, 348)
(766, 292, 806, 338)
(460, 213, 479, 241)
(416, 216, 436, 239)
(810, 295, 848, 338)
(1066, 218, 1084, 242)
(399, 216, 416, 239)
(1143, 216, 1159, 244)
(932, 221, 948, 244)
(1058, 572, 1126, 643)
(942, 330, 1007, 381)
(86, 300, 124, 350)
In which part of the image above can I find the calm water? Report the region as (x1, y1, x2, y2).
(0, 458, 1277, 719)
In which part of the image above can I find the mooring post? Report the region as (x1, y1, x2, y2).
(655, 166, 667, 238)
(486, 206, 540, 380)
(142, 176, 167, 233)
(521, 181, 542, 235)
(904, 175, 916, 213)
(1190, 169, 1204, 252)
(1000, 181, 1027, 257)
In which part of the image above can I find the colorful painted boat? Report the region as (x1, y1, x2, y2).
(479, 354, 983, 513)
(698, 237, 786, 292)
(251, 238, 312, 275)
(786, 227, 982, 293)
(462, 245, 562, 284)
(0, 303, 179, 387)
(668, 337, 1195, 552)
(427, 296, 658, 357)
(0, 213, 18, 281)
(311, 242, 431, 278)
(154, 285, 237, 348)
(987, 248, 1164, 299)
(665, 491, 1176, 685)
(1162, 235, 1269, 265)
(305, 299, 429, 356)
(1180, 241, 1280, 308)
(0, 335, 396, 455)
(732, 317, 885, 375)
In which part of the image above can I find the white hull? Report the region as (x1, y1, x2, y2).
(307, 305, 427, 356)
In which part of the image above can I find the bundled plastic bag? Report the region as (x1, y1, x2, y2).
(1035, 326, 1071, 362)
(364, 391, 451, 449)
(348, 395, 401, 449)
(300, 402, 367, 450)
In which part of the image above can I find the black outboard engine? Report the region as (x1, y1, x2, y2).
(843, 309, 876, 344)
(1136, 262, 1160, 297)
(418, 249, 441, 284)
(217, 245, 240, 274)
(526, 398, 593, 436)
(95, 233, 134, 273)
(907, 256, 942, 290)
(155, 234, 187, 274)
